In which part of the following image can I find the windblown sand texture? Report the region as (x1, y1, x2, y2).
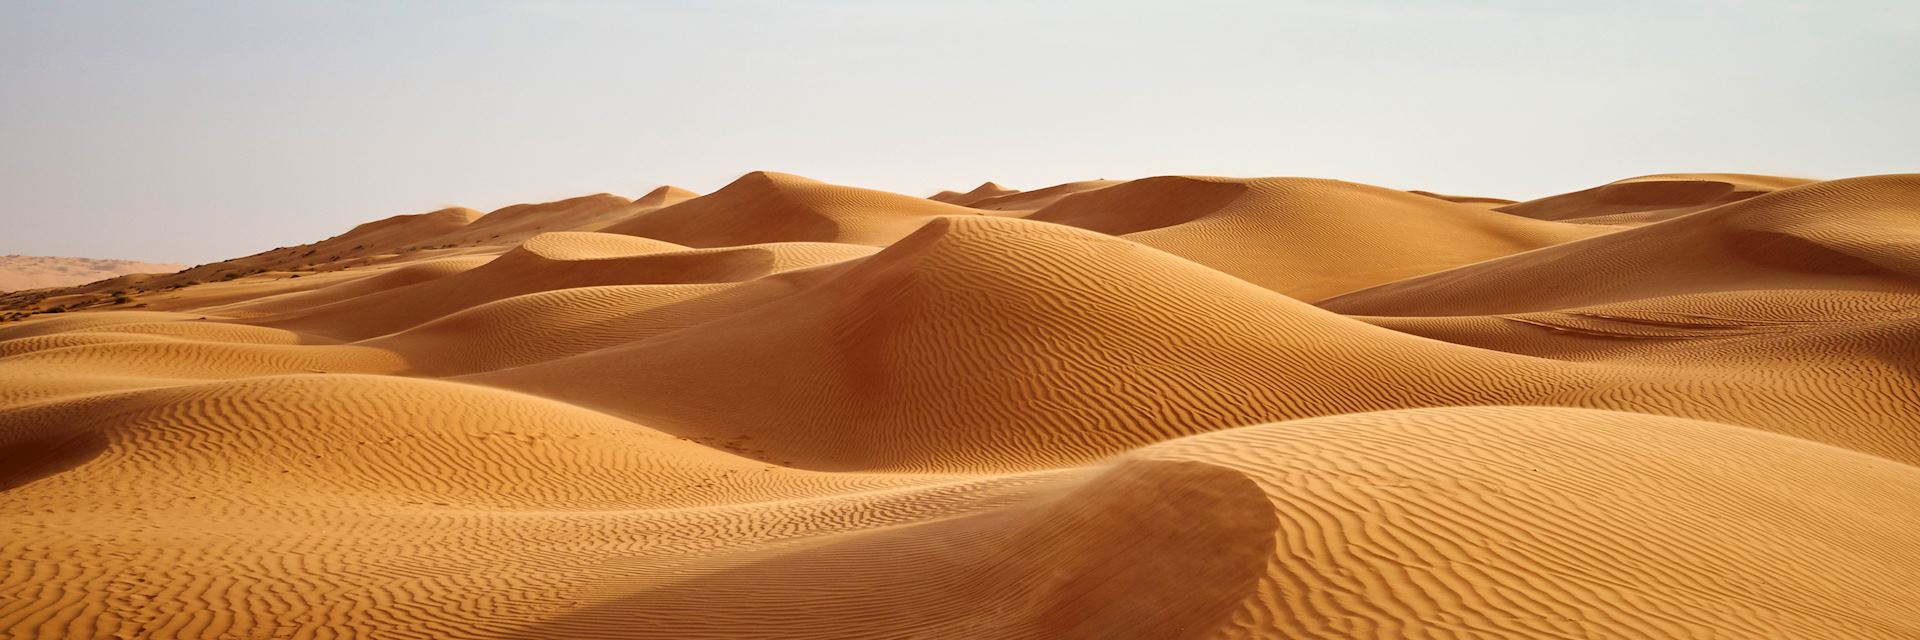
(3, 170, 1918, 639)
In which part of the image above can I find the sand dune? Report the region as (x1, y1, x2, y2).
(633, 184, 700, 208)
(253, 232, 873, 341)
(963, 178, 1123, 211)
(603, 171, 986, 247)
(1356, 289, 1920, 361)
(330, 206, 486, 250)
(1026, 176, 1611, 299)
(0, 255, 185, 292)
(1499, 172, 1816, 223)
(439, 194, 632, 244)
(1406, 189, 1518, 206)
(929, 180, 1019, 206)
(1322, 174, 1920, 315)
(429, 188, 700, 248)
(517, 407, 1920, 639)
(3, 186, 700, 316)
(469, 214, 1920, 468)
(3, 170, 1918, 638)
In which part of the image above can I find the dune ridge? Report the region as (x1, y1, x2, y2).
(3, 170, 1917, 638)
(930, 180, 1019, 206)
(1499, 172, 1816, 223)
(1024, 176, 1612, 299)
(1322, 174, 1920, 315)
(603, 171, 985, 247)
(0, 255, 187, 293)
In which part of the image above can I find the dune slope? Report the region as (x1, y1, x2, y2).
(0, 255, 186, 293)
(1322, 174, 1920, 315)
(1027, 176, 1613, 299)
(3, 170, 1917, 639)
(604, 171, 984, 247)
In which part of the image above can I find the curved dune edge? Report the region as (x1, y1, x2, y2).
(1023, 176, 1613, 299)
(2, 170, 1917, 638)
(5, 404, 1917, 638)
(1321, 174, 1920, 315)
(1497, 172, 1817, 223)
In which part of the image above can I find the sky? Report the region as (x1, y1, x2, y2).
(2, 0, 1916, 264)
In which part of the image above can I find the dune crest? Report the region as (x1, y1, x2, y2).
(1323, 173, 1920, 315)
(4, 170, 1919, 638)
(1498, 172, 1817, 223)
(603, 171, 985, 247)
(1026, 175, 1612, 299)
(0, 255, 186, 293)
(930, 180, 1019, 206)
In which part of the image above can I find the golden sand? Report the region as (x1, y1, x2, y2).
(3, 172, 1918, 638)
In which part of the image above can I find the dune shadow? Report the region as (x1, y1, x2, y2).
(495, 459, 1279, 639)
(0, 429, 109, 491)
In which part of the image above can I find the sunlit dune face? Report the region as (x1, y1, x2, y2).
(4, 171, 1920, 639)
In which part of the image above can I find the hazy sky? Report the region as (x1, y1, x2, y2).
(3, 1, 1915, 264)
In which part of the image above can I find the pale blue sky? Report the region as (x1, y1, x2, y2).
(3, 0, 1915, 264)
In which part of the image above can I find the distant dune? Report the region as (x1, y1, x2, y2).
(4, 171, 1918, 638)
(0, 254, 184, 292)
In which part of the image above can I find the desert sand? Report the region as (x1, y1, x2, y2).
(0, 255, 186, 293)
(2, 171, 1918, 638)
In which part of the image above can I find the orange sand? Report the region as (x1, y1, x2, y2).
(0, 255, 185, 293)
(3, 172, 1918, 638)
